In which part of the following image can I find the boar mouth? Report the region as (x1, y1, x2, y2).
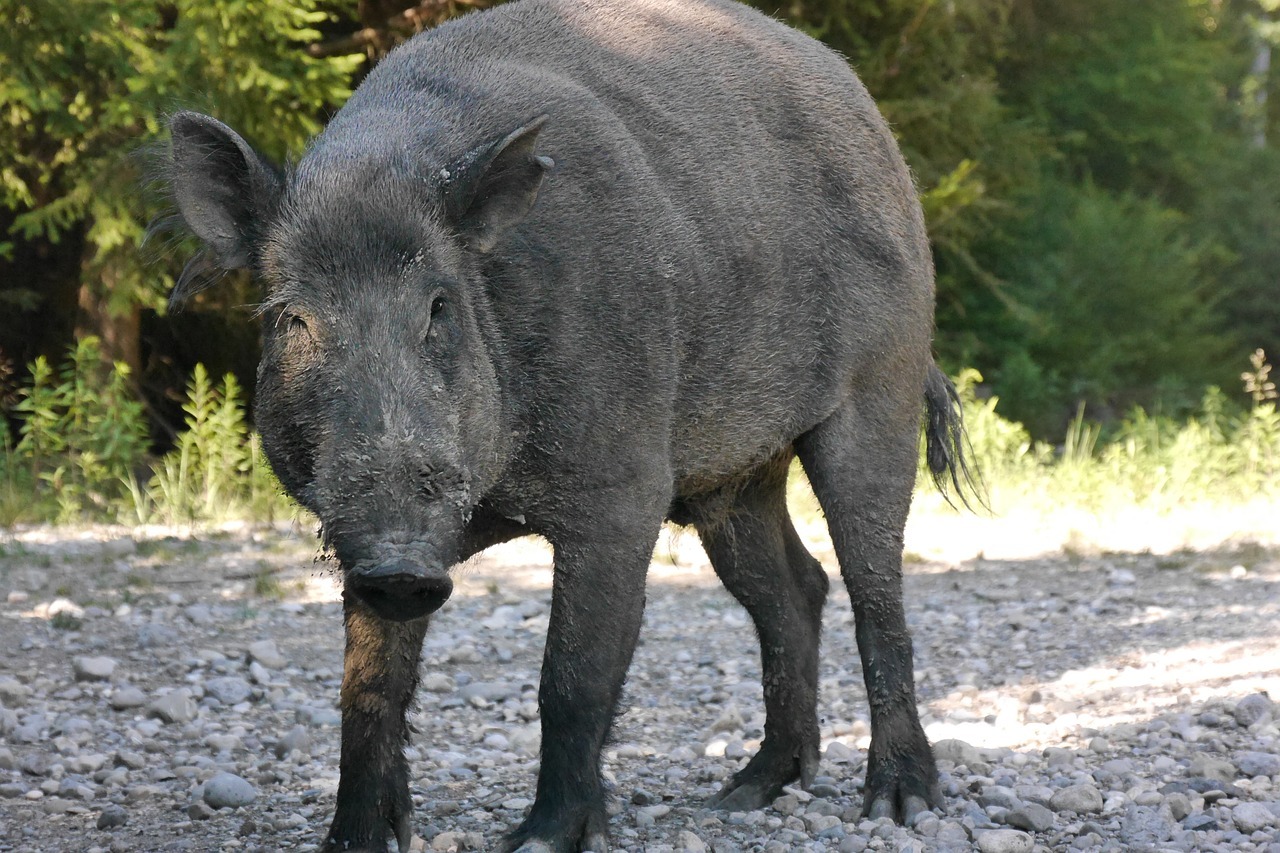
(347, 559, 453, 622)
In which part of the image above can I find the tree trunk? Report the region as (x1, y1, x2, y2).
(75, 274, 141, 376)
(1252, 40, 1271, 149)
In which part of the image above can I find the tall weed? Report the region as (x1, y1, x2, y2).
(9, 338, 147, 521)
(136, 365, 295, 525)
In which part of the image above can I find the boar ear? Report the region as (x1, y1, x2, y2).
(168, 111, 282, 297)
(447, 116, 554, 253)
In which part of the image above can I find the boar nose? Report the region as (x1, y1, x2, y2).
(349, 560, 453, 622)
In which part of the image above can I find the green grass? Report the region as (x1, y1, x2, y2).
(916, 363, 1279, 516)
(789, 355, 1280, 531)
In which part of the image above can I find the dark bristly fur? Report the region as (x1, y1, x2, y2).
(157, 1, 978, 850)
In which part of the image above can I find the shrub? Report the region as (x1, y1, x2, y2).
(9, 337, 147, 521)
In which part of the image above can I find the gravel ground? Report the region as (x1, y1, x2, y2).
(1, 512, 1278, 853)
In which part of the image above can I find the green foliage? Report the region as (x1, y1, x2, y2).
(7, 337, 148, 521)
(134, 365, 294, 525)
(0, 341, 296, 527)
(915, 356, 1280, 513)
(979, 181, 1235, 435)
(1000, 0, 1229, 202)
(0, 0, 361, 320)
(748, 0, 1049, 321)
(2, 0, 1279, 456)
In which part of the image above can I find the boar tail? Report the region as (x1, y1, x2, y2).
(923, 363, 985, 510)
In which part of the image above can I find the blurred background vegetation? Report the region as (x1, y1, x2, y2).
(0, 0, 1278, 525)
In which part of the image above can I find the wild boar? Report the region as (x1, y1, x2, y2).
(164, 0, 973, 849)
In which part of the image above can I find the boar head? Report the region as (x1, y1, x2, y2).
(165, 111, 552, 621)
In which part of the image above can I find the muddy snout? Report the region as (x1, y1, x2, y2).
(348, 559, 453, 622)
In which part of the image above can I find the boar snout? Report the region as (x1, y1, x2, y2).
(348, 559, 453, 622)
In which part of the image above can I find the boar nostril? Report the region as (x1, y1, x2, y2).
(351, 560, 452, 622)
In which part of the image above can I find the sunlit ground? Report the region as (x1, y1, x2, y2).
(6, 490, 1279, 762)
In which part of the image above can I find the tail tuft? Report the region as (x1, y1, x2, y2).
(923, 363, 985, 510)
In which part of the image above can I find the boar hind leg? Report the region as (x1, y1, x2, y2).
(500, 493, 667, 853)
(795, 388, 941, 825)
(322, 591, 430, 853)
(695, 454, 828, 812)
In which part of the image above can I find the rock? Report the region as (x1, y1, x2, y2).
(109, 686, 147, 710)
(248, 661, 273, 685)
(97, 805, 128, 830)
(1234, 693, 1275, 727)
(204, 676, 252, 705)
(677, 830, 707, 852)
(976, 829, 1033, 853)
(202, 772, 256, 809)
(73, 656, 118, 681)
(1232, 801, 1277, 833)
(187, 801, 216, 820)
(824, 740, 857, 763)
(980, 785, 1020, 810)
(934, 739, 982, 767)
(273, 725, 312, 759)
(148, 689, 197, 724)
(1004, 802, 1054, 832)
(1043, 747, 1076, 767)
(1187, 754, 1235, 782)
(40, 797, 76, 814)
(1165, 792, 1192, 821)
(182, 603, 214, 625)
(1049, 785, 1103, 814)
(422, 673, 455, 693)
(448, 645, 480, 664)
(1235, 750, 1280, 777)
(246, 640, 287, 670)
(459, 682, 517, 703)
(298, 706, 341, 727)
(1119, 804, 1175, 845)
(711, 706, 744, 733)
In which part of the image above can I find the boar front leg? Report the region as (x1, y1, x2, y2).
(321, 590, 430, 853)
(499, 495, 666, 853)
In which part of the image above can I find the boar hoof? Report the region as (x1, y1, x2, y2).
(498, 811, 610, 853)
(318, 838, 392, 853)
(707, 739, 817, 812)
(861, 736, 941, 824)
(708, 780, 776, 813)
(500, 834, 609, 853)
(320, 809, 411, 853)
(865, 792, 932, 825)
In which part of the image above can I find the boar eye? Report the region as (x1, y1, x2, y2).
(425, 295, 447, 346)
(277, 311, 313, 343)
